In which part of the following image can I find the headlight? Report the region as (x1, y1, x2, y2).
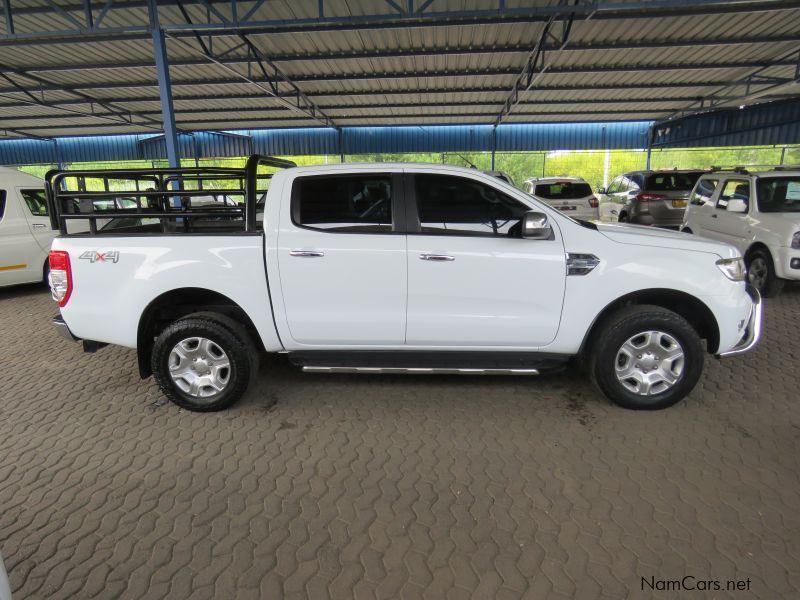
(716, 257, 746, 282)
(792, 232, 800, 249)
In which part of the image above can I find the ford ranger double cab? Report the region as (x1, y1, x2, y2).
(46, 156, 762, 412)
(682, 167, 800, 297)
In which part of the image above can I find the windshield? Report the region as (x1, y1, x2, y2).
(535, 182, 592, 200)
(645, 172, 702, 191)
(756, 177, 800, 213)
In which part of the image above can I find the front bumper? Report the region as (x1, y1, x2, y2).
(716, 285, 762, 358)
(53, 314, 79, 342)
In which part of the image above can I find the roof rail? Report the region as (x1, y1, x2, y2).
(709, 164, 800, 173)
(709, 166, 750, 174)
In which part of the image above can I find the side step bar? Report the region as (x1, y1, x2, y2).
(302, 366, 539, 376)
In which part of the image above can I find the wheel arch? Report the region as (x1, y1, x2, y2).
(744, 241, 771, 263)
(137, 287, 263, 379)
(580, 288, 721, 356)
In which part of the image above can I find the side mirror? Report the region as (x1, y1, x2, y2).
(521, 211, 552, 240)
(597, 187, 606, 195)
(727, 198, 748, 213)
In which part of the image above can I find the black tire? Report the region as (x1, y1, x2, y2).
(588, 305, 704, 410)
(746, 248, 784, 298)
(617, 212, 628, 223)
(681, 227, 692, 235)
(151, 313, 258, 412)
(43, 260, 50, 285)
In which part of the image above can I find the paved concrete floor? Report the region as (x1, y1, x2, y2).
(0, 285, 798, 599)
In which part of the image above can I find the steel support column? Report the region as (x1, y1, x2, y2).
(148, 0, 180, 168)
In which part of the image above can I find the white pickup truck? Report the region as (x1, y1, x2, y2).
(47, 156, 761, 412)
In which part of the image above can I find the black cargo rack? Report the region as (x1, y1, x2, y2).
(45, 154, 296, 235)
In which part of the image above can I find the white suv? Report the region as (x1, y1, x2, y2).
(682, 168, 800, 296)
(522, 177, 599, 221)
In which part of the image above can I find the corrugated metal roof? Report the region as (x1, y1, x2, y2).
(0, 0, 798, 147)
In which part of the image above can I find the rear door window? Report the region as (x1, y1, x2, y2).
(534, 182, 592, 200)
(20, 189, 48, 216)
(690, 179, 719, 206)
(292, 174, 394, 233)
(716, 179, 750, 210)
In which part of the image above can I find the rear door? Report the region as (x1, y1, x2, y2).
(405, 172, 566, 348)
(276, 171, 408, 346)
(0, 190, 44, 285)
(18, 188, 55, 251)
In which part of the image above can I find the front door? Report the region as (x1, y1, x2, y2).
(277, 171, 407, 346)
(705, 178, 752, 250)
(405, 172, 566, 348)
(686, 177, 721, 234)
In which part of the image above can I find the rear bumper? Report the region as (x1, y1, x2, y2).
(53, 314, 80, 342)
(716, 285, 762, 358)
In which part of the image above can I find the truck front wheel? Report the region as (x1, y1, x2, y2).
(151, 314, 257, 412)
(588, 305, 704, 410)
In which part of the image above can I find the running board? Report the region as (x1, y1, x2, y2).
(302, 366, 539, 376)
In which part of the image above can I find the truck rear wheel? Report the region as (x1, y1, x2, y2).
(151, 314, 257, 412)
(588, 305, 704, 410)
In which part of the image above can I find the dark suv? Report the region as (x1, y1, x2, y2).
(598, 170, 705, 229)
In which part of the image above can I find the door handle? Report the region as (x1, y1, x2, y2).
(32, 223, 47, 229)
(289, 250, 325, 258)
(419, 253, 455, 261)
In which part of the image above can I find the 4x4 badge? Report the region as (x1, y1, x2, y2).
(79, 250, 120, 263)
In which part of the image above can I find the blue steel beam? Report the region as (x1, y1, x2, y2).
(148, 0, 180, 168)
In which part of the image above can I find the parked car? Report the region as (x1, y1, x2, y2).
(522, 177, 599, 221)
(598, 170, 705, 228)
(682, 167, 800, 297)
(48, 158, 760, 412)
(0, 168, 53, 288)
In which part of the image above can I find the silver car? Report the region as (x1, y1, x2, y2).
(522, 177, 599, 220)
(599, 170, 705, 229)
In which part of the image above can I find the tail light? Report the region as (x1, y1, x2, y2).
(49, 250, 72, 307)
(589, 195, 599, 208)
(634, 193, 666, 202)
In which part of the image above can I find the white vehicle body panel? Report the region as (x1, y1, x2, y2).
(53, 236, 283, 351)
(53, 162, 755, 358)
(0, 168, 52, 287)
(683, 171, 800, 281)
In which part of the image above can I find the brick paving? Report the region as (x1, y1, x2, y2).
(0, 284, 798, 599)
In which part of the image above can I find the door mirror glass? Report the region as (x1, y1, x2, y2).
(521, 211, 552, 240)
(726, 198, 748, 213)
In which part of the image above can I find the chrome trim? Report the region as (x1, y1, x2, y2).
(302, 366, 539, 375)
(53, 315, 79, 342)
(716, 285, 763, 358)
(289, 250, 325, 258)
(419, 253, 455, 261)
